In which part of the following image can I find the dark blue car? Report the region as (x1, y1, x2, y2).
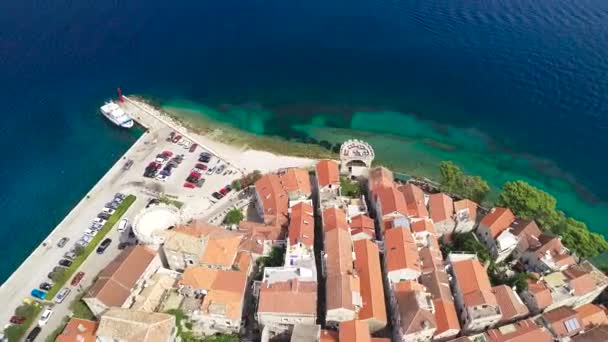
(31, 289, 46, 300)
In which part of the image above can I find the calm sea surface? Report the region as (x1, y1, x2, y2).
(1, 0, 608, 282)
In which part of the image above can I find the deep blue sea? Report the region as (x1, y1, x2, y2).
(1, 0, 608, 282)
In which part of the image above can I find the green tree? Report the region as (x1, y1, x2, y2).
(461, 175, 490, 204)
(439, 161, 463, 194)
(497, 181, 560, 227)
(230, 179, 242, 191)
(224, 208, 244, 225)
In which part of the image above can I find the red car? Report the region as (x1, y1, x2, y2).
(219, 188, 228, 195)
(195, 163, 207, 170)
(10, 316, 26, 324)
(190, 171, 202, 179)
(189, 143, 198, 153)
(172, 135, 182, 143)
(71, 271, 85, 286)
(162, 150, 173, 158)
(183, 182, 196, 189)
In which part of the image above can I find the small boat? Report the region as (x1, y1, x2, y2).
(100, 101, 134, 128)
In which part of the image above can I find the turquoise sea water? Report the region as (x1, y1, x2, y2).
(2, 0, 608, 283)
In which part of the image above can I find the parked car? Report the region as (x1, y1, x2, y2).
(38, 309, 53, 326)
(155, 174, 168, 182)
(102, 207, 116, 215)
(39, 282, 52, 291)
(53, 266, 66, 273)
(98, 212, 111, 220)
(219, 188, 228, 195)
(25, 326, 41, 342)
(196, 178, 206, 188)
(56, 237, 69, 248)
(172, 135, 182, 143)
(215, 164, 226, 174)
(71, 271, 85, 286)
(189, 143, 198, 152)
(162, 150, 173, 158)
(189, 171, 202, 179)
(55, 287, 71, 304)
(97, 238, 112, 254)
(211, 192, 224, 200)
(93, 217, 106, 225)
(123, 159, 134, 171)
(117, 218, 129, 232)
(115, 193, 126, 200)
(30, 289, 46, 300)
(10, 316, 26, 324)
(64, 251, 77, 260)
(182, 140, 191, 149)
(166, 132, 175, 142)
(58, 259, 72, 267)
(206, 167, 215, 175)
(195, 163, 208, 170)
(84, 229, 97, 237)
(183, 182, 196, 189)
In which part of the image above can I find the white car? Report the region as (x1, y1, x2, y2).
(93, 217, 107, 225)
(38, 309, 53, 326)
(84, 229, 97, 237)
(102, 207, 116, 215)
(81, 235, 93, 243)
(206, 167, 215, 175)
(117, 218, 129, 233)
(155, 174, 168, 182)
(55, 288, 71, 304)
(182, 140, 191, 149)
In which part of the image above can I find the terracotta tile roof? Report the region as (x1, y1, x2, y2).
(56, 318, 97, 342)
(394, 280, 426, 293)
(411, 219, 436, 236)
(258, 279, 317, 315)
(395, 289, 437, 335)
(510, 219, 542, 239)
(279, 167, 312, 197)
(353, 240, 387, 327)
(96, 308, 175, 342)
(339, 320, 372, 342)
(453, 199, 477, 221)
(325, 227, 355, 275)
(485, 319, 553, 342)
(350, 214, 376, 240)
(326, 273, 360, 312)
(323, 207, 349, 232)
(491, 285, 529, 322)
(201, 288, 245, 321)
(255, 173, 289, 226)
(572, 325, 608, 342)
(433, 299, 460, 338)
(399, 183, 429, 218)
(180, 267, 247, 304)
(451, 258, 497, 307)
(575, 304, 608, 328)
(316, 159, 340, 188)
(200, 232, 242, 267)
(420, 270, 453, 302)
(233, 250, 252, 274)
(384, 228, 420, 273)
(289, 202, 315, 247)
(563, 265, 596, 296)
(86, 246, 157, 307)
(238, 221, 284, 255)
(480, 207, 515, 238)
(374, 186, 409, 217)
(542, 306, 583, 338)
(525, 279, 553, 310)
(368, 167, 394, 193)
(419, 246, 443, 274)
(428, 193, 454, 223)
(179, 267, 219, 290)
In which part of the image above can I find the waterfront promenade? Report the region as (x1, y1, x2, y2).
(0, 96, 316, 340)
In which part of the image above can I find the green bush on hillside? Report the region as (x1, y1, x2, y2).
(439, 161, 490, 204)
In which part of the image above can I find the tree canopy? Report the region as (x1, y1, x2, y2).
(224, 208, 244, 225)
(439, 161, 490, 204)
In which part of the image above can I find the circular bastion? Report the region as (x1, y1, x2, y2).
(132, 204, 181, 246)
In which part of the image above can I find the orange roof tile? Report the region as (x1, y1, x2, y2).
(480, 207, 515, 238)
(453, 199, 478, 221)
(575, 304, 608, 328)
(258, 279, 317, 315)
(323, 207, 349, 232)
(485, 319, 553, 342)
(179, 267, 219, 290)
(255, 173, 289, 226)
(420, 270, 453, 301)
(400, 183, 429, 218)
(238, 221, 285, 255)
(353, 240, 387, 327)
(339, 320, 372, 342)
(375, 186, 408, 217)
(325, 227, 355, 275)
(525, 280, 553, 310)
(564, 265, 596, 296)
(200, 232, 242, 267)
(288, 202, 315, 247)
(394, 280, 426, 293)
(428, 193, 454, 223)
(451, 258, 497, 307)
(368, 167, 394, 193)
(56, 318, 97, 342)
(199, 270, 247, 320)
(542, 306, 583, 338)
(86, 246, 157, 307)
(433, 299, 460, 337)
(395, 289, 437, 335)
(233, 250, 252, 274)
(385, 228, 420, 273)
(350, 214, 376, 240)
(411, 219, 436, 236)
(279, 167, 312, 197)
(316, 159, 340, 188)
(326, 273, 360, 312)
(419, 246, 443, 273)
(491, 285, 529, 322)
